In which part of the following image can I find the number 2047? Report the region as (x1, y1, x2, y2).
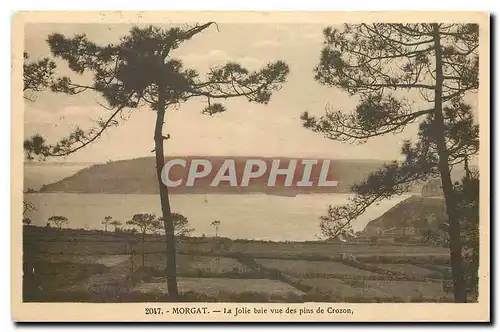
(145, 308, 163, 315)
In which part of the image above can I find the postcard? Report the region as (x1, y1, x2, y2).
(12, 11, 490, 322)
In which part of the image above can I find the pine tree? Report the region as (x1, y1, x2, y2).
(301, 23, 478, 302)
(23, 23, 289, 299)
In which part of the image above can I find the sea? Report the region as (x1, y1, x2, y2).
(23, 163, 411, 242)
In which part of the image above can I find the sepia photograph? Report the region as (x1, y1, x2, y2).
(12, 11, 490, 322)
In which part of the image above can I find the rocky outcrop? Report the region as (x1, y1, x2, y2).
(362, 195, 447, 237)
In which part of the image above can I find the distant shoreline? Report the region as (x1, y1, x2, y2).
(24, 155, 462, 195)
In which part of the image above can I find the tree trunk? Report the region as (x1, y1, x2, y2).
(154, 85, 179, 299)
(432, 23, 467, 302)
(141, 232, 145, 268)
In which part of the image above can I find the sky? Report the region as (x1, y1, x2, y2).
(24, 22, 435, 163)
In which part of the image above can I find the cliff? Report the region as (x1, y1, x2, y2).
(361, 195, 447, 237)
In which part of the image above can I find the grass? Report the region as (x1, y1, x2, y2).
(23, 226, 461, 303)
(133, 277, 306, 298)
(374, 263, 441, 278)
(414, 264, 453, 278)
(363, 280, 452, 300)
(356, 255, 450, 265)
(23, 261, 110, 299)
(24, 226, 449, 259)
(35, 253, 131, 267)
(133, 254, 251, 275)
(300, 277, 454, 302)
(255, 258, 378, 277)
(25, 289, 305, 303)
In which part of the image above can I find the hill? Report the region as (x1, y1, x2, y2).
(361, 195, 447, 237)
(37, 156, 412, 195)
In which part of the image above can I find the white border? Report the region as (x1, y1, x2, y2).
(3, 2, 497, 332)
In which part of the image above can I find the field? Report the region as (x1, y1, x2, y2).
(134, 278, 305, 298)
(300, 278, 452, 302)
(22, 226, 463, 303)
(255, 259, 378, 277)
